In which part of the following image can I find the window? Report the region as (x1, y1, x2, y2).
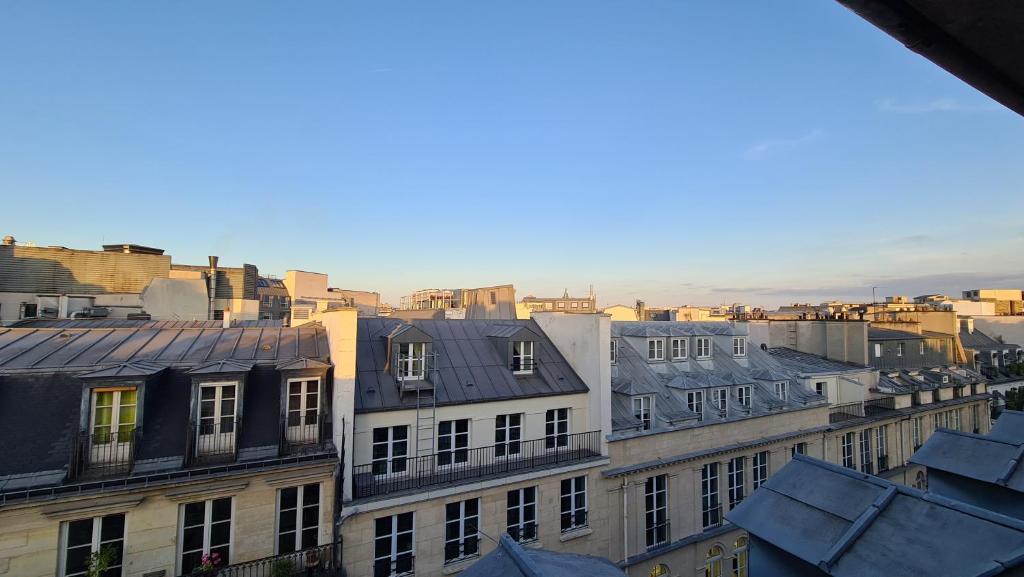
(197, 383, 236, 456)
(557, 302, 566, 309)
(582, 302, 590, 309)
(648, 339, 665, 361)
(732, 537, 748, 577)
(859, 429, 873, 474)
(22, 303, 38, 318)
(913, 417, 923, 449)
(971, 404, 980, 434)
(774, 382, 788, 401)
(841, 432, 855, 469)
(277, 483, 320, 554)
(714, 388, 728, 414)
(374, 513, 414, 577)
(610, 339, 617, 364)
(728, 457, 745, 509)
(732, 337, 746, 357)
(89, 388, 137, 465)
(698, 463, 721, 530)
(633, 395, 653, 430)
(506, 487, 537, 543)
(952, 409, 961, 431)
(736, 386, 751, 407)
(570, 301, 579, 309)
(705, 545, 724, 577)
(933, 413, 942, 431)
(285, 378, 320, 443)
(649, 564, 670, 577)
(438, 419, 469, 467)
(696, 337, 712, 359)
(397, 342, 426, 380)
(792, 442, 807, 457)
(444, 499, 480, 564)
(495, 414, 522, 457)
(687, 390, 704, 421)
(489, 291, 496, 305)
(897, 342, 905, 357)
(560, 476, 588, 532)
(646, 474, 669, 547)
(512, 340, 534, 374)
(545, 408, 569, 448)
(179, 497, 232, 574)
(671, 338, 688, 360)
(372, 426, 408, 475)
(920, 341, 925, 355)
(874, 343, 882, 358)
(815, 381, 826, 397)
(60, 514, 125, 577)
(752, 451, 769, 489)
(876, 427, 888, 472)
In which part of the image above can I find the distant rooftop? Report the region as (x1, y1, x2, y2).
(101, 243, 165, 255)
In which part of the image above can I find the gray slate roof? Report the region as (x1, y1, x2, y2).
(868, 327, 924, 341)
(459, 534, 626, 577)
(727, 455, 1024, 577)
(991, 410, 1024, 443)
(355, 318, 588, 413)
(910, 428, 1024, 493)
(0, 324, 328, 372)
(768, 348, 869, 373)
(961, 328, 1019, 352)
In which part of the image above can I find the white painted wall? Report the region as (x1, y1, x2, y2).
(311, 307, 359, 500)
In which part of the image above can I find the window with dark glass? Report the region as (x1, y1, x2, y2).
(506, 487, 537, 543)
(374, 513, 414, 577)
(545, 408, 569, 449)
(495, 413, 522, 457)
(60, 514, 125, 577)
(444, 499, 479, 564)
(277, 483, 320, 553)
(438, 419, 469, 467)
(179, 497, 232, 574)
(372, 426, 409, 475)
(646, 474, 669, 547)
(560, 476, 588, 532)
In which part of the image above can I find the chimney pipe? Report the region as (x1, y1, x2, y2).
(208, 256, 219, 321)
(222, 309, 232, 329)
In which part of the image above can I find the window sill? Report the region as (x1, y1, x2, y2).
(442, 556, 480, 575)
(559, 526, 592, 542)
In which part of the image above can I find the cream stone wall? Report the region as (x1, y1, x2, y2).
(340, 465, 607, 577)
(0, 464, 334, 577)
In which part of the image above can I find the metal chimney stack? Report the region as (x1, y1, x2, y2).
(208, 256, 219, 321)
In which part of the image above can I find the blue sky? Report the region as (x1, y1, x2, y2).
(2, 1, 1022, 307)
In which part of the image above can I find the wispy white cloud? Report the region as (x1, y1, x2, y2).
(744, 128, 822, 159)
(874, 97, 997, 114)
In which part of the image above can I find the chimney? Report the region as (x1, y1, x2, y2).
(960, 317, 975, 334)
(207, 256, 219, 321)
(1, 235, 13, 246)
(636, 300, 646, 321)
(222, 309, 232, 329)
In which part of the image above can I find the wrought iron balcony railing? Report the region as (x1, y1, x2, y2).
(352, 431, 602, 499)
(177, 542, 339, 577)
(68, 428, 139, 481)
(186, 419, 241, 465)
(280, 413, 333, 456)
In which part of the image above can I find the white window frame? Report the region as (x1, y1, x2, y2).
(177, 497, 233, 575)
(732, 337, 746, 357)
(374, 512, 415, 577)
(752, 451, 769, 489)
(897, 342, 905, 357)
(876, 426, 888, 471)
(913, 417, 922, 448)
(372, 425, 409, 476)
(506, 487, 538, 543)
(59, 515, 126, 577)
(736, 385, 751, 407)
(696, 337, 712, 359)
(952, 409, 961, 431)
(89, 387, 138, 465)
(874, 343, 882, 358)
(774, 382, 788, 401)
(792, 442, 807, 456)
(275, 483, 321, 554)
(920, 341, 925, 355)
(701, 463, 721, 530)
(714, 388, 728, 413)
(859, 428, 873, 474)
(687, 390, 704, 421)
(495, 413, 522, 457)
(815, 381, 827, 397)
(197, 382, 238, 456)
(610, 339, 617, 364)
(648, 339, 665, 361)
(560, 476, 588, 532)
(397, 342, 426, 380)
(646, 474, 670, 548)
(841, 432, 855, 469)
(444, 498, 480, 565)
(727, 456, 745, 509)
(632, 395, 654, 430)
(545, 408, 570, 449)
(285, 377, 320, 443)
(512, 340, 534, 374)
(671, 337, 688, 360)
(437, 419, 470, 467)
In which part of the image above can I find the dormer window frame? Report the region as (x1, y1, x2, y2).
(714, 388, 729, 413)
(732, 337, 746, 358)
(687, 390, 704, 421)
(512, 340, 535, 375)
(648, 338, 665, 362)
(632, 395, 654, 430)
(610, 339, 618, 365)
(671, 337, 688, 361)
(736, 385, 751, 407)
(397, 342, 427, 381)
(696, 337, 712, 360)
(774, 382, 788, 402)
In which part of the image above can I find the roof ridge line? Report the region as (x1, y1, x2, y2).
(819, 485, 897, 571)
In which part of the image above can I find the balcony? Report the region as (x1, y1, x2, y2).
(352, 431, 603, 499)
(280, 414, 333, 456)
(68, 428, 139, 481)
(864, 396, 896, 414)
(829, 402, 865, 423)
(177, 542, 339, 577)
(186, 419, 240, 465)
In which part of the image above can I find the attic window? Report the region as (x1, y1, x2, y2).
(774, 382, 788, 401)
(632, 395, 653, 430)
(512, 341, 534, 374)
(696, 337, 712, 359)
(397, 342, 426, 380)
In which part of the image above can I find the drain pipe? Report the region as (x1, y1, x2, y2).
(622, 476, 629, 575)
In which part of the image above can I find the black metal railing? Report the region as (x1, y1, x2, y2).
(646, 520, 672, 550)
(829, 402, 864, 423)
(352, 431, 602, 499)
(179, 542, 340, 577)
(280, 414, 333, 456)
(186, 419, 240, 465)
(68, 428, 139, 481)
(510, 358, 536, 373)
(864, 396, 896, 413)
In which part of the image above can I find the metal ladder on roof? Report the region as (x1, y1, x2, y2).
(397, 350, 437, 458)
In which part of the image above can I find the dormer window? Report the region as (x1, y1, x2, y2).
(610, 339, 618, 364)
(286, 378, 320, 444)
(632, 395, 653, 430)
(512, 340, 534, 374)
(991, 352, 999, 366)
(89, 388, 137, 468)
(648, 339, 665, 361)
(737, 386, 751, 407)
(774, 382, 788, 401)
(732, 337, 746, 357)
(687, 390, 704, 421)
(920, 341, 925, 355)
(941, 375, 949, 384)
(897, 343, 904, 357)
(671, 338, 688, 360)
(397, 342, 426, 380)
(714, 388, 728, 413)
(696, 337, 712, 359)
(197, 382, 238, 457)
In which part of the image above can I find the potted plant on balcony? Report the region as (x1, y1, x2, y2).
(85, 545, 117, 577)
(191, 552, 224, 576)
